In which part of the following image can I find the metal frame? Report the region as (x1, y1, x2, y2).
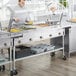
(10, 28, 65, 76)
(0, 26, 66, 76)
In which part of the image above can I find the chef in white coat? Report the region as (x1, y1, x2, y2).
(8, 0, 33, 31)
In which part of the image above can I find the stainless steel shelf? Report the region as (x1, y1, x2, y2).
(0, 59, 11, 66)
(15, 46, 63, 61)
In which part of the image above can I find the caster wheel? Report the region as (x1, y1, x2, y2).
(0, 65, 5, 72)
(2, 65, 5, 72)
(10, 70, 18, 76)
(13, 70, 18, 75)
(63, 56, 67, 60)
(0, 66, 1, 71)
(10, 71, 13, 76)
(50, 52, 55, 57)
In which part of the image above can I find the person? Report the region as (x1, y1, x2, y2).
(8, 0, 33, 31)
(48, 2, 63, 25)
(48, 2, 58, 14)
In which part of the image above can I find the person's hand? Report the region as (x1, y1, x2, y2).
(14, 18, 20, 22)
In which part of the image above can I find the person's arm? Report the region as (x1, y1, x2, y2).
(7, 6, 20, 31)
(7, 6, 20, 22)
